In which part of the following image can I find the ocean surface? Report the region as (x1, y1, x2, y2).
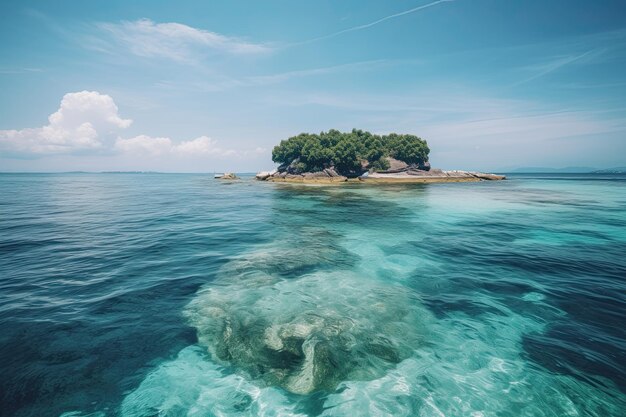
(1, 173, 625, 417)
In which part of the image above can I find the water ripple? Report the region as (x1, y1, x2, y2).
(1, 173, 625, 416)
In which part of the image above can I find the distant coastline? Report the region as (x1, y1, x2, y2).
(505, 166, 626, 174)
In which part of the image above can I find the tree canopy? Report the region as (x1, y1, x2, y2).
(272, 129, 429, 176)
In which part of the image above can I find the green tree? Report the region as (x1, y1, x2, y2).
(388, 135, 429, 165)
(301, 139, 331, 171)
(332, 137, 362, 175)
(272, 134, 307, 165)
(271, 129, 429, 177)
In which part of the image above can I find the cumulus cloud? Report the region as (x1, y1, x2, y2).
(0, 91, 132, 154)
(115, 135, 236, 157)
(97, 19, 270, 62)
(0, 91, 238, 160)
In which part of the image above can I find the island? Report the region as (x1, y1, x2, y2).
(255, 129, 505, 183)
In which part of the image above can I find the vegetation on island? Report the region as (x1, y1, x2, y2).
(272, 129, 430, 177)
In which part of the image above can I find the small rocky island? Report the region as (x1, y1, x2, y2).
(256, 129, 505, 183)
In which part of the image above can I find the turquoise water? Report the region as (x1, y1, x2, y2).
(1, 173, 625, 416)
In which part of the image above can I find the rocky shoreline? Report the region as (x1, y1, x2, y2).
(360, 170, 505, 183)
(255, 159, 505, 184)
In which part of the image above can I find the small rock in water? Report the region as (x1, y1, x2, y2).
(217, 172, 239, 180)
(255, 170, 277, 180)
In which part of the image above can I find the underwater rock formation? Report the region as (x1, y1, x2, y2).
(185, 260, 430, 394)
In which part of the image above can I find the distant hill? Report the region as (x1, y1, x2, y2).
(509, 166, 596, 173)
(591, 167, 626, 174)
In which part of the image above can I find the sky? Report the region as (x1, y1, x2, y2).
(1, 0, 625, 172)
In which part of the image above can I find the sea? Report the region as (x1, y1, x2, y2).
(0, 172, 624, 417)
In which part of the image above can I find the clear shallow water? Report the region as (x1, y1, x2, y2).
(0, 173, 625, 416)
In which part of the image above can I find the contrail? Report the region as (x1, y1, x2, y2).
(296, 0, 455, 45)
(512, 49, 597, 86)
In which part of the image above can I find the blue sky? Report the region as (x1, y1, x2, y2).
(1, 0, 625, 172)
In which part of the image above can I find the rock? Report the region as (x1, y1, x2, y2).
(285, 338, 336, 394)
(303, 171, 333, 179)
(375, 157, 410, 173)
(323, 168, 340, 177)
(263, 325, 284, 350)
(265, 167, 348, 183)
(217, 173, 238, 180)
(255, 171, 272, 180)
(443, 170, 472, 178)
(405, 169, 435, 176)
(386, 157, 409, 171)
(264, 159, 503, 183)
(471, 172, 506, 180)
(287, 158, 304, 174)
(185, 243, 429, 395)
(361, 168, 505, 182)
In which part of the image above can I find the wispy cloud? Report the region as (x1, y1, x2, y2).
(95, 19, 271, 62)
(555, 81, 626, 90)
(154, 59, 414, 92)
(114, 135, 236, 157)
(297, 0, 454, 44)
(261, 89, 523, 115)
(0, 67, 43, 74)
(245, 59, 396, 84)
(422, 109, 626, 143)
(512, 49, 601, 86)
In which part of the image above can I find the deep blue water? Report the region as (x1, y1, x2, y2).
(0, 173, 625, 416)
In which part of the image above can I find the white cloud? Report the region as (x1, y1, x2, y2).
(0, 91, 239, 160)
(115, 135, 236, 157)
(0, 91, 132, 154)
(174, 136, 236, 156)
(98, 19, 270, 62)
(48, 90, 132, 130)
